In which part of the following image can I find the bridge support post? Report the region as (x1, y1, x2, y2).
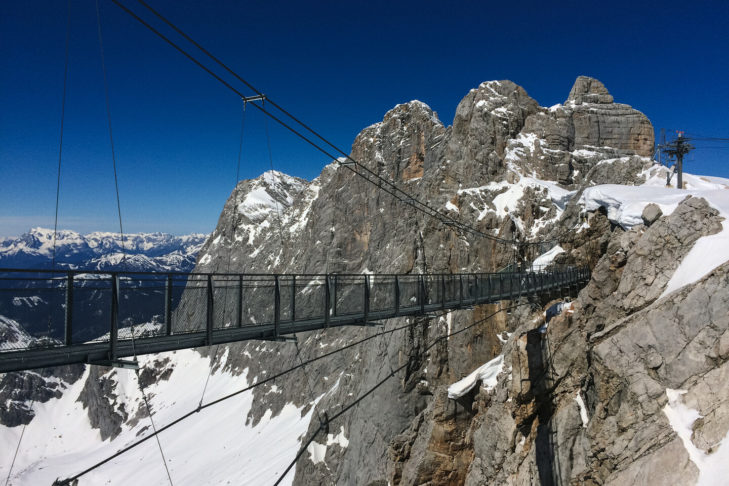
(206, 275, 214, 346)
(237, 275, 243, 328)
(64, 272, 73, 345)
(363, 275, 370, 322)
(165, 274, 172, 336)
(394, 276, 400, 315)
(291, 275, 296, 323)
(274, 275, 280, 339)
(110, 273, 119, 360)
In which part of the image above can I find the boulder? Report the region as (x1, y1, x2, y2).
(642, 203, 663, 226)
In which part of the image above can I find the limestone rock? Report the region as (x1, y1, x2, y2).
(642, 202, 663, 226)
(567, 76, 615, 105)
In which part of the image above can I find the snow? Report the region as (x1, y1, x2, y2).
(497, 331, 512, 344)
(580, 184, 717, 229)
(448, 354, 504, 399)
(306, 426, 350, 465)
(642, 165, 729, 191)
(531, 245, 564, 270)
(0, 349, 318, 485)
(438, 313, 453, 340)
(575, 392, 589, 428)
(445, 200, 459, 213)
(11, 296, 45, 307)
(0, 315, 34, 350)
(457, 171, 573, 235)
(663, 388, 729, 485)
(580, 167, 729, 296)
(288, 177, 322, 235)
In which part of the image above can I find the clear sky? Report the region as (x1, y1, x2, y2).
(1, 0, 728, 237)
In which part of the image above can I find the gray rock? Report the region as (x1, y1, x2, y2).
(642, 203, 663, 226)
(567, 76, 615, 105)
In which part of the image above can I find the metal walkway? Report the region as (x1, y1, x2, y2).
(0, 267, 590, 372)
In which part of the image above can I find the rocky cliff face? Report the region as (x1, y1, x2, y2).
(6, 76, 725, 486)
(181, 75, 665, 485)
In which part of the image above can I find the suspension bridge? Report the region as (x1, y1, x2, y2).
(0, 266, 589, 373)
(1, 1, 595, 484)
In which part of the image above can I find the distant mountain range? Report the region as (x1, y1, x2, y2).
(0, 227, 208, 272)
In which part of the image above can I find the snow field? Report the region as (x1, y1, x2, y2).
(1, 348, 317, 485)
(580, 164, 729, 296)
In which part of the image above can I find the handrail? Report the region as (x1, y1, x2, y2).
(0, 266, 591, 372)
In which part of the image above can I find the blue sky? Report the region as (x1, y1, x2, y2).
(1, 0, 728, 237)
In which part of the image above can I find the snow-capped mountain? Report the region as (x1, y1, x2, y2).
(3, 77, 729, 486)
(0, 228, 207, 272)
(0, 229, 208, 341)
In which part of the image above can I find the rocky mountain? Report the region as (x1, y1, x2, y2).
(2, 76, 728, 486)
(0, 228, 207, 272)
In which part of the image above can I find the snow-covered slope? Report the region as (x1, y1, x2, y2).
(0, 349, 320, 485)
(580, 163, 729, 296)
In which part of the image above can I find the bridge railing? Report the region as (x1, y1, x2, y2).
(0, 266, 591, 356)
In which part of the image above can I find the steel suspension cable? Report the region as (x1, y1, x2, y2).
(129, 0, 495, 240)
(260, 99, 326, 425)
(108, 0, 544, 247)
(50, 0, 72, 272)
(198, 101, 248, 408)
(4, 3, 72, 485)
(95, 1, 173, 484)
(272, 303, 534, 485)
(55, 318, 423, 485)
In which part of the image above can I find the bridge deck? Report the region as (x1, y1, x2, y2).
(0, 267, 590, 372)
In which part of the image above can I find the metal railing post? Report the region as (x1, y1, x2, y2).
(64, 272, 73, 345)
(459, 275, 463, 306)
(394, 275, 400, 315)
(363, 275, 370, 322)
(237, 275, 243, 327)
(333, 275, 338, 317)
(110, 273, 118, 360)
(291, 275, 296, 323)
(274, 275, 280, 339)
(165, 274, 172, 336)
(441, 275, 446, 310)
(206, 274, 214, 346)
(419, 275, 425, 314)
(324, 275, 331, 327)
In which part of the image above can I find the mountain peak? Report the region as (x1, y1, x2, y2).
(566, 75, 614, 105)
